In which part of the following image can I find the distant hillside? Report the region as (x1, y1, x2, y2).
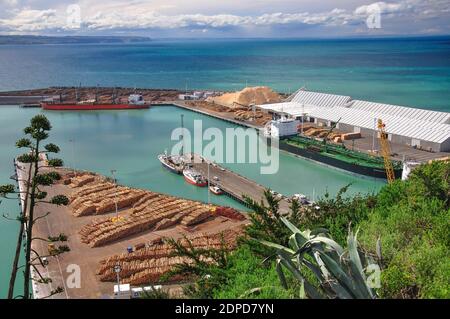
(0, 35, 152, 45)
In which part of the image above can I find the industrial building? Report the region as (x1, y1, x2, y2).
(258, 89, 450, 152)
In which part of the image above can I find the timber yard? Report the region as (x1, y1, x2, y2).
(2, 85, 450, 299)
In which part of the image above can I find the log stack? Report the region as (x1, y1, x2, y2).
(96, 229, 242, 285)
(79, 192, 218, 247)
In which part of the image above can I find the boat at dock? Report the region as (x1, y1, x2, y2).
(183, 169, 207, 187)
(158, 153, 185, 174)
(41, 94, 149, 110)
(278, 135, 403, 180)
(209, 185, 223, 195)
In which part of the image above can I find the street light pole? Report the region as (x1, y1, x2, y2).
(111, 169, 118, 219)
(114, 264, 121, 297)
(69, 138, 75, 176)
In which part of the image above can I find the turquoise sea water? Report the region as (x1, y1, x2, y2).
(0, 37, 450, 111)
(0, 37, 449, 297)
(0, 105, 384, 297)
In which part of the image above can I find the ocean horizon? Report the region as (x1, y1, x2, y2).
(1, 36, 449, 111)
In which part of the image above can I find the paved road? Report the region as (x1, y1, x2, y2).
(189, 154, 291, 215)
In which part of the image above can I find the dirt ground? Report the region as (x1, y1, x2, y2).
(30, 168, 247, 299)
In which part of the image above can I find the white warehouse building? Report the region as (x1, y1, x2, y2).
(258, 89, 450, 152)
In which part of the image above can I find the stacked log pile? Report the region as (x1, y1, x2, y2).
(67, 174, 96, 188)
(96, 229, 242, 285)
(70, 182, 147, 217)
(302, 126, 361, 142)
(187, 100, 272, 126)
(214, 206, 246, 221)
(78, 189, 217, 247)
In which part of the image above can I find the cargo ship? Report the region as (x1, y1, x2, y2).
(183, 169, 208, 187)
(263, 117, 403, 180)
(278, 135, 403, 179)
(41, 94, 149, 110)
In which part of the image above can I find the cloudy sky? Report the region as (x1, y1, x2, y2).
(0, 0, 449, 37)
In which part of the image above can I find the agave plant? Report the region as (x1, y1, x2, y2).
(259, 217, 381, 299)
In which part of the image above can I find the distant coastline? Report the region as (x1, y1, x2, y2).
(0, 35, 152, 45)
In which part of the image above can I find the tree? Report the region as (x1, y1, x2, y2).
(240, 189, 292, 255)
(0, 115, 70, 299)
(163, 234, 231, 299)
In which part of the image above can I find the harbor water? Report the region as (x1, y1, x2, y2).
(0, 105, 385, 296)
(2, 36, 449, 297)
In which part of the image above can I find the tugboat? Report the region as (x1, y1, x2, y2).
(209, 185, 223, 195)
(183, 169, 207, 187)
(158, 153, 185, 174)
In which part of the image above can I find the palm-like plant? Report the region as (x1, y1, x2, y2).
(259, 217, 381, 299)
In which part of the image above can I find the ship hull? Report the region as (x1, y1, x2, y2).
(278, 140, 403, 180)
(210, 187, 223, 195)
(184, 176, 208, 187)
(158, 155, 183, 175)
(183, 170, 207, 187)
(41, 103, 149, 110)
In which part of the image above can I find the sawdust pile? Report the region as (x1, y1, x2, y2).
(207, 86, 281, 108)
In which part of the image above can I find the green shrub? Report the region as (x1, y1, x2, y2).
(358, 161, 450, 298)
(213, 246, 294, 299)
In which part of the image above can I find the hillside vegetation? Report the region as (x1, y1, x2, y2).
(165, 161, 449, 299)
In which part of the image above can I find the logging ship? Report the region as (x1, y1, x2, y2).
(279, 135, 403, 179)
(264, 118, 403, 180)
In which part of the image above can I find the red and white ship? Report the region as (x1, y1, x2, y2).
(183, 169, 207, 187)
(41, 94, 149, 111)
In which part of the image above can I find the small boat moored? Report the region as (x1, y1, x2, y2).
(209, 185, 223, 195)
(183, 169, 207, 187)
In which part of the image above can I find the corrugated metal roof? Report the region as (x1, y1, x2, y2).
(261, 102, 317, 115)
(291, 90, 351, 108)
(307, 106, 450, 144)
(258, 102, 450, 144)
(258, 89, 450, 144)
(351, 100, 450, 124)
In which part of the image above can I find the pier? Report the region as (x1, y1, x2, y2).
(0, 95, 56, 105)
(188, 154, 292, 215)
(168, 101, 263, 131)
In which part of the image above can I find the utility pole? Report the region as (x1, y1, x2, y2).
(69, 138, 76, 176)
(114, 264, 121, 297)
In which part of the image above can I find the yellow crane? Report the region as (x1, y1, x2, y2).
(377, 119, 396, 183)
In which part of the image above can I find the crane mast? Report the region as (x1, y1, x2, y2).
(377, 119, 396, 183)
